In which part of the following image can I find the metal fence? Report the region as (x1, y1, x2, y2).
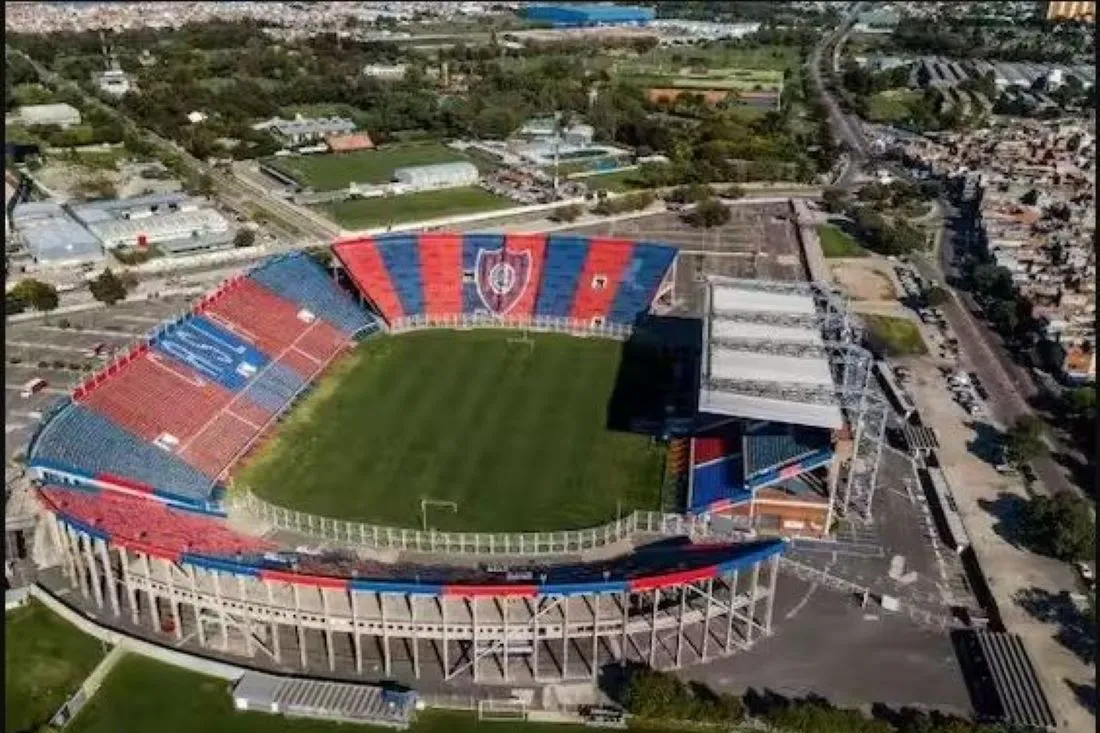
(234, 491, 716, 556)
(388, 314, 634, 341)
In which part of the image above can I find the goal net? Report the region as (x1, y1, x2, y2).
(477, 699, 528, 721)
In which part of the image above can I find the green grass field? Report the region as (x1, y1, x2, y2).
(577, 169, 647, 192)
(6, 599, 108, 733)
(862, 314, 928, 356)
(867, 89, 922, 124)
(70, 654, 672, 733)
(818, 224, 867, 258)
(265, 143, 483, 191)
(317, 186, 514, 229)
(239, 331, 665, 532)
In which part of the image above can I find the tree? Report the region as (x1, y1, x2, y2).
(9, 279, 59, 314)
(925, 286, 949, 306)
(821, 187, 848, 214)
(88, 268, 128, 305)
(548, 203, 584, 223)
(233, 229, 256, 248)
(683, 197, 730, 228)
(1019, 491, 1095, 562)
(1004, 416, 1044, 465)
(6, 291, 27, 316)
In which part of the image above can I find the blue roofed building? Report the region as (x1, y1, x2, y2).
(522, 4, 655, 27)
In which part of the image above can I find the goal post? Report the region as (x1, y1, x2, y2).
(477, 698, 528, 721)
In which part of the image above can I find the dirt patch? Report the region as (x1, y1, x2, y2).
(830, 260, 898, 301)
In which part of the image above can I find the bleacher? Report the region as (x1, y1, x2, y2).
(249, 253, 376, 336)
(333, 233, 675, 326)
(28, 252, 375, 508)
(31, 404, 213, 505)
(40, 485, 273, 557)
(743, 422, 832, 480)
(690, 454, 750, 513)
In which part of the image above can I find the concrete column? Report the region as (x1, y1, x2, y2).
(590, 594, 600, 681)
(188, 565, 207, 647)
(320, 589, 335, 672)
(162, 559, 183, 641)
(238, 576, 254, 658)
(765, 554, 779, 635)
(531, 598, 541, 682)
(266, 582, 281, 663)
(118, 546, 139, 623)
(49, 515, 76, 582)
(620, 592, 629, 668)
(211, 571, 229, 651)
(701, 578, 714, 661)
(746, 562, 760, 645)
(410, 595, 420, 680)
(561, 597, 569, 679)
(143, 553, 160, 632)
(350, 589, 362, 674)
(64, 525, 89, 598)
(98, 539, 120, 616)
(81, 533, 104, 608)
(725, 570, 738, 653)
(293, 583, 307, 669)
(648, 589, 659, 668)
(470, 597, 479, 683)
(501, 597, 509, 682)
(441, 597, 450, 679)
(381, 593, 392, 677)
(675, 585, 687, 669)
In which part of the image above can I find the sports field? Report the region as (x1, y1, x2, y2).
(6, 598, 107, 733)
(238, 330, 666, 532)
(264, 142, 486, 191)
(69, 654, 670, 733)
(316, 186, 513, 229)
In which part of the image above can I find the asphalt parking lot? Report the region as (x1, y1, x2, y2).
(5, 294, 199, 463)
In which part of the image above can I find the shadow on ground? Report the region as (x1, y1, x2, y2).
(1066, 679, 1097, 716)
(1014, 586, 1096, 666)
(975, 492, 1029, 549)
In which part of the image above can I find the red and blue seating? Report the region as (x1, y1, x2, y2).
(333, 233, 675, 327)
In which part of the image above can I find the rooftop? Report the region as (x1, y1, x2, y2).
(12, 201, 103, 264)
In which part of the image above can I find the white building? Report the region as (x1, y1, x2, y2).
(363, 63, 408, 80)
(252, 115, 357, 146)
(71, 193, 234, 254)
(392, 161, 480, 191)
(13, 103, 82, 129)
(95, 69, 133, 97)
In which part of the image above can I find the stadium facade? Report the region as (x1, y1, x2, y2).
(25, 230, 885, 687)
(521, 4, 656, 27)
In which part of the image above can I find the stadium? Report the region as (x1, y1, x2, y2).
(23, 231, 887, 695)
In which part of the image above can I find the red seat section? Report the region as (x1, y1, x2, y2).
(278, 347, 324, 381)
(293, 319, 346, 364)
(569, 239, 636, 322)
(178, 412, 259, 479)
(332, 238, 404, 323)
(504, 234, 548, 318)
(203, 278, 317, 357)
(692, 425, 742, 466)
(79, 349, 234, 445)
(418, 233, 463, 316)
(39, 486, 274, 557)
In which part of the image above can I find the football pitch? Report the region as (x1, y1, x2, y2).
(238, 330, 667, 532)
(263, 142, 484, 191)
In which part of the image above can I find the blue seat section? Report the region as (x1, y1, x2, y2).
(461, 234, 505, 313)
(249, 253, 374, 335)
(152, 315, 271, 392)
(607, 244, 677, 324)
(690, 455, 750, 512)
(31, 404, 212, 502)
(744, 422, 832, 479)
(374, 234, 425, 316)
(535, 235, 589, 318)
(241, 361, 307, 414)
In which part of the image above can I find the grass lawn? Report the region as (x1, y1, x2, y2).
(818, 223, 867, 258)
(577, 169, 647, 192)
(862, 314, 928, 356)
(238, 330, 665, 531)
(317, 186, 514, 229)
(868, 89, 922, 124)
(6, 599, 108, 733)
(265, 143, 482, 191)
(69, 654, 671, 733)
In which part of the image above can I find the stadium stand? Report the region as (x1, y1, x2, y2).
(240, 362, 308, 415)
(690, 454, 750, 513)
(333, 233, 674, 326)
(31, 404, 213, 505)
(177, 412, 260, 479)
(248, 253, 376, 336)
(39, 485, 272, 557)
(743, 422, 833, 480)
(152, 315, 271, 392)
(692, 424, 742, 466)
(203, 277, 328, 358)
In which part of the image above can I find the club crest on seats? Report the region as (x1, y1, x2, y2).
(476, 247, 531, 315)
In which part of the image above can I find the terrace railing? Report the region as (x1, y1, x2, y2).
(388, 314, 634, 341)
(232, 490, 734, 556)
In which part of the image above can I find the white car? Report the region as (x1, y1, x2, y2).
(1077, 562, 1095, 584)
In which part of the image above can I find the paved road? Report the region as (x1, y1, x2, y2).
(914, 191, 1083, 501)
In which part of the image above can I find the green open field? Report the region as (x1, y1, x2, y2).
(264, 142, 485, 191)
(576, 169, 647, 192)
(818, 224, 867, 258)
(238, 330, 666, 531)
(6, 599, 108, 733)
(868, 89, 922, 124)
(69, 654, 671, 733)
(316, 186, 514, 229)
(862, 314, 928, 356)
(626, 68, 783, 92)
